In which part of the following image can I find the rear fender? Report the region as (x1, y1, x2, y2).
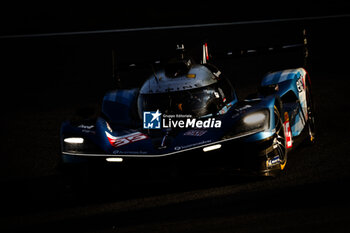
(261, 68, 307, 87)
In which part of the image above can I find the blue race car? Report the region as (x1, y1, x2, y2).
(60, 44, 315, 176)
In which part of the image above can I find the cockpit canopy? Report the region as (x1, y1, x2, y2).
(137, 64, 235, 118)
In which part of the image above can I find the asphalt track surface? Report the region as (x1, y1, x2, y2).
(1, 18, 350, 233)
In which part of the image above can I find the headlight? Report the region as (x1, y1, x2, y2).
(241, 110, 269, 132)
(226, 109, 270, 138)
(64, 137, 84, 144)
(243, 112, 267, 125)
(62, 136, 102, 154)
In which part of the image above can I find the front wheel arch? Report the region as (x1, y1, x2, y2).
(260, 101, 288, 177)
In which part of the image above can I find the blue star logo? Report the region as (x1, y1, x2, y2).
(143, 110, 161, 129)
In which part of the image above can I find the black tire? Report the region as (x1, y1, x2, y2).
(305, 84, 316, 144)
(273, 105, 288, 171)
(261, 105, 288, 177)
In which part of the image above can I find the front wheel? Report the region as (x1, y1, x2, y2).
(261, 105, 288, 177)
(306, 84, 316, 144)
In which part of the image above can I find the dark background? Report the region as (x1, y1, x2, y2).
(1, 4, 350, 232)
(0, 3, 349, 35)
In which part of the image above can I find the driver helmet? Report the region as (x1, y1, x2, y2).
(137, 63, 234, 119)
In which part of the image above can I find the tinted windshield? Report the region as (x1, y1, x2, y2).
(138, 81, 234, 118)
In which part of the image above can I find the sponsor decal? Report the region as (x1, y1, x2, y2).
(78, 124, 94, 129)
(112, 150, 148, 155)
(184, 129, 207, 136)
(106, 132, 148, 148)
(174, 140, 212, 151)
(267, 156, 281, 168)
(296, 77, 304, 93)
(235, 105, 251, 112)
(78, 124, 96, 134)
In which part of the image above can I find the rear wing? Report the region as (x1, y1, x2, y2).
(112, 27, 308, 87)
